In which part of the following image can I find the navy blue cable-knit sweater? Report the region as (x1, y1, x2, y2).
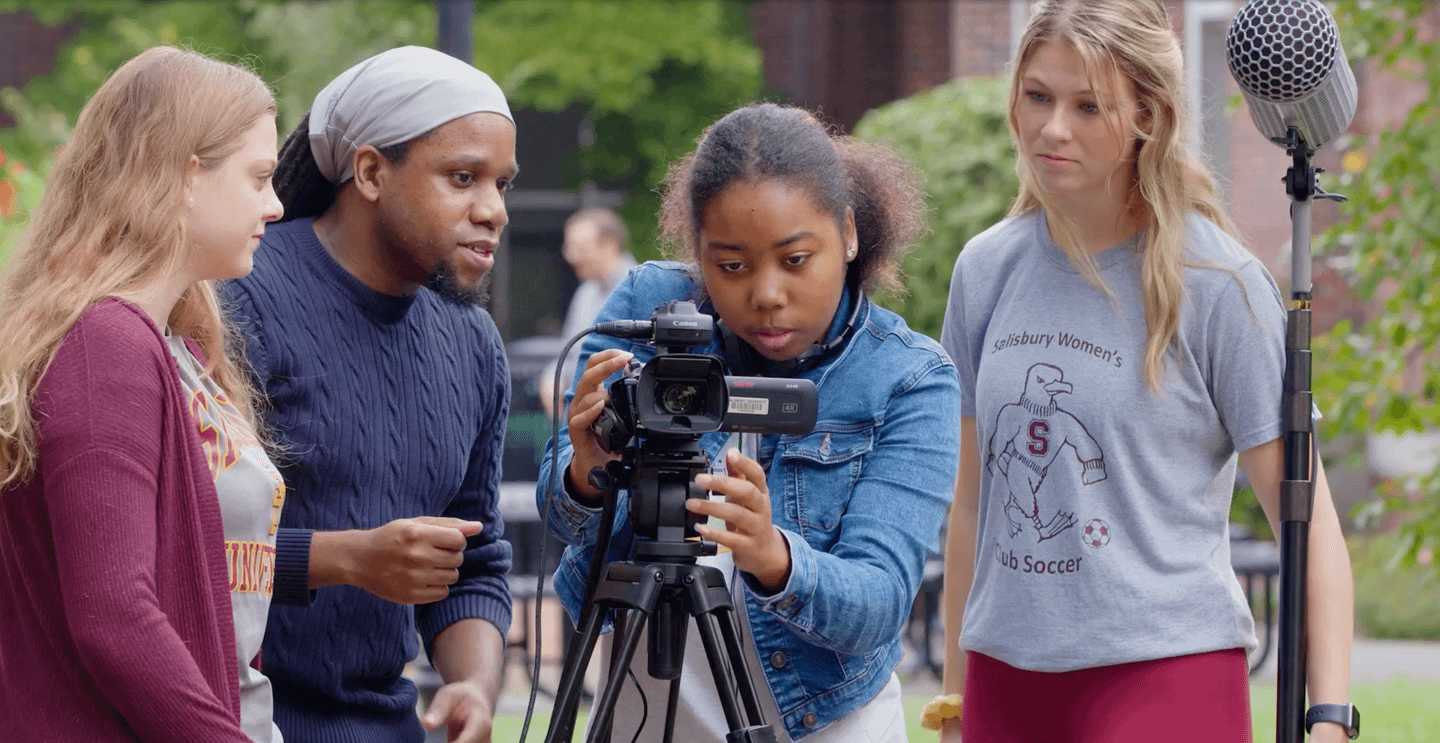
(224, 217, 512, 743)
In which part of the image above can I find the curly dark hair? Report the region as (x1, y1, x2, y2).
(658, 103, 925, 296)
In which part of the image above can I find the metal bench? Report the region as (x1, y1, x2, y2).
(1230, 525, 1281, 676)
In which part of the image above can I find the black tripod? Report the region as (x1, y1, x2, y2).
(543, 439, 778, 743)
(1274, 124, 1345, 743)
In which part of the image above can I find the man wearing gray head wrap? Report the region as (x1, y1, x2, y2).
(223, 46, 519, 743)
(309, 45, 512, 186)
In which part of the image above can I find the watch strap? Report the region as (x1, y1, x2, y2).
(1305, 703, 1360, 739)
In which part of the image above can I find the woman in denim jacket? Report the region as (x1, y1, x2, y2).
(537, 103, 960, 742)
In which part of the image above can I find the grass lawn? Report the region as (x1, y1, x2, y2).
(1250, 679, 1440, 743)
(488, 678, 1440, 741)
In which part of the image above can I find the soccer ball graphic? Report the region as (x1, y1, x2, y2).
(1082, 518, 1111, 548)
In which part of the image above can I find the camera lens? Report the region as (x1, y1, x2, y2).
(659, 382, 705, 416)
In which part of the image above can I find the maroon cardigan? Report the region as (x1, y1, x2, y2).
(0, 299, 249, 742)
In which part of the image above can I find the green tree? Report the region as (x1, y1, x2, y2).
(0, 1, 764, 262)
(851, 75, 1017, 341)
(1316, 1, 1440, 568)
(0, 155, 47, 263)
(0, 0, 282, 165)
(467, 0, 764, 259)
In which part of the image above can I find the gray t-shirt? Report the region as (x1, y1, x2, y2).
(940, 210, 1285, 672)
(168, 335, 286, 742)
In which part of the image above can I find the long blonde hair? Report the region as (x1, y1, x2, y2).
(0, 46, 276, 489)
(1008, 0, 1237, 390)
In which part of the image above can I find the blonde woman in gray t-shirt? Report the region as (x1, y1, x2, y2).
(930, 1, 1355, 741)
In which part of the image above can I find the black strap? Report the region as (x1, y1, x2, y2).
(1305, 703, 1359, 739)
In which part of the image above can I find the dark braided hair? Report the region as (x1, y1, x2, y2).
(274, 112, 421, 222)
(659, 103, 924, 295)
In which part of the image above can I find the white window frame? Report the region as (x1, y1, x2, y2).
(1185, 2, 1236, 148)
(1185, 1, 1238, 200)
(1010, 0, 1027, 60)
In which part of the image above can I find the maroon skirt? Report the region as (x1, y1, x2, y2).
(962, 648, 1253, 742)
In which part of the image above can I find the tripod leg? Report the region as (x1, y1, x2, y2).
(692, 611, 747, 732)
(713, 607, 766, 726)
(591, 614, 628, 743)
(546, 603, 610, 743)
(662, 678, 681, 743)
(586, 605, 652, 743)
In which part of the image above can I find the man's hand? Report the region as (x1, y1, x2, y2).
(422, 679, 494, 743)
(426, 619, 505, 743)
(312, 516, 482, 604)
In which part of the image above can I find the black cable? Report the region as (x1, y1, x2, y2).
(518, 329, 591, 743)
(520, 324, 646, 742)
(628, 666, 648, 743)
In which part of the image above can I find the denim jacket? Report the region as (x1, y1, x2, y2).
(537, 262, 959, 740)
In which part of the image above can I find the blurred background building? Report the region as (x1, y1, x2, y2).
(0, 0, 1425, 339)
(2, 0, 1437, 514)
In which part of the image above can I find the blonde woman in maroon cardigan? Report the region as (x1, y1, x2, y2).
(0, 47, 283, 741)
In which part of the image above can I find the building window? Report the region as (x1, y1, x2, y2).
(1186, 1, 1237, 204)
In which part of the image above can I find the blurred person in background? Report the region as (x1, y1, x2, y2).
(0, 47, 285, 742)
(540, 207, 638, 417)
(560, 207, 636, 346)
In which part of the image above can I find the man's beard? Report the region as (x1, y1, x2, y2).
(425, 259, 491, 307)
(375, 211, 491, 307)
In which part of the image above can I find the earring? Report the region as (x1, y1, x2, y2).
(187, 196, 194, 209)
(846, 244, 857, 259)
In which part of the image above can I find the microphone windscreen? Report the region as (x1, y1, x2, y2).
(1225, 0, 1357, 148)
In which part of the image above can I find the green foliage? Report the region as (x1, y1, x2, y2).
(0, 151, 50, 266)
(1252, 678, 1440, 742)
(0, 0, 764, 263)
(1350, 533, 1440, 640)
(470, 0, 764, 260)
(1229, 485, 1274, 542)
(240, 0, 436, 135)
(1314, 1, 1440, 571)
(0, 1, 276, 166)
(851, 75, 1017, 340)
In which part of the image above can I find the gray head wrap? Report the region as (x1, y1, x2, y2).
(309, 46, 513, 184)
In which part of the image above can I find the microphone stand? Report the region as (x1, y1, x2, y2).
(1275, 125, 1344, 743)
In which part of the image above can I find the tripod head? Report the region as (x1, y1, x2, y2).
(594, 435, 716, 562)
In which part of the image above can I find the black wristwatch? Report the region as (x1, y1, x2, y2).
(1305, 703, 1360, 739)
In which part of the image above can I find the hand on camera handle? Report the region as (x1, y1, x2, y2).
(565, 349, 633, 500)
(689, 448, 793, 593)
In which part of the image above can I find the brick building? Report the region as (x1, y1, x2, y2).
(0, 12, 78, 130)
(747, 0, 1438, 507)
(3, 3, 1433, 489)
(748, 0, 1364, 293)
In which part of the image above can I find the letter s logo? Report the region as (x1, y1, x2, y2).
(1027, 420, 1050, 456)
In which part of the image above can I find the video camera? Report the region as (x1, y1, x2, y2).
(589, 300, 818, 554)
(539, 301, 818, 743)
